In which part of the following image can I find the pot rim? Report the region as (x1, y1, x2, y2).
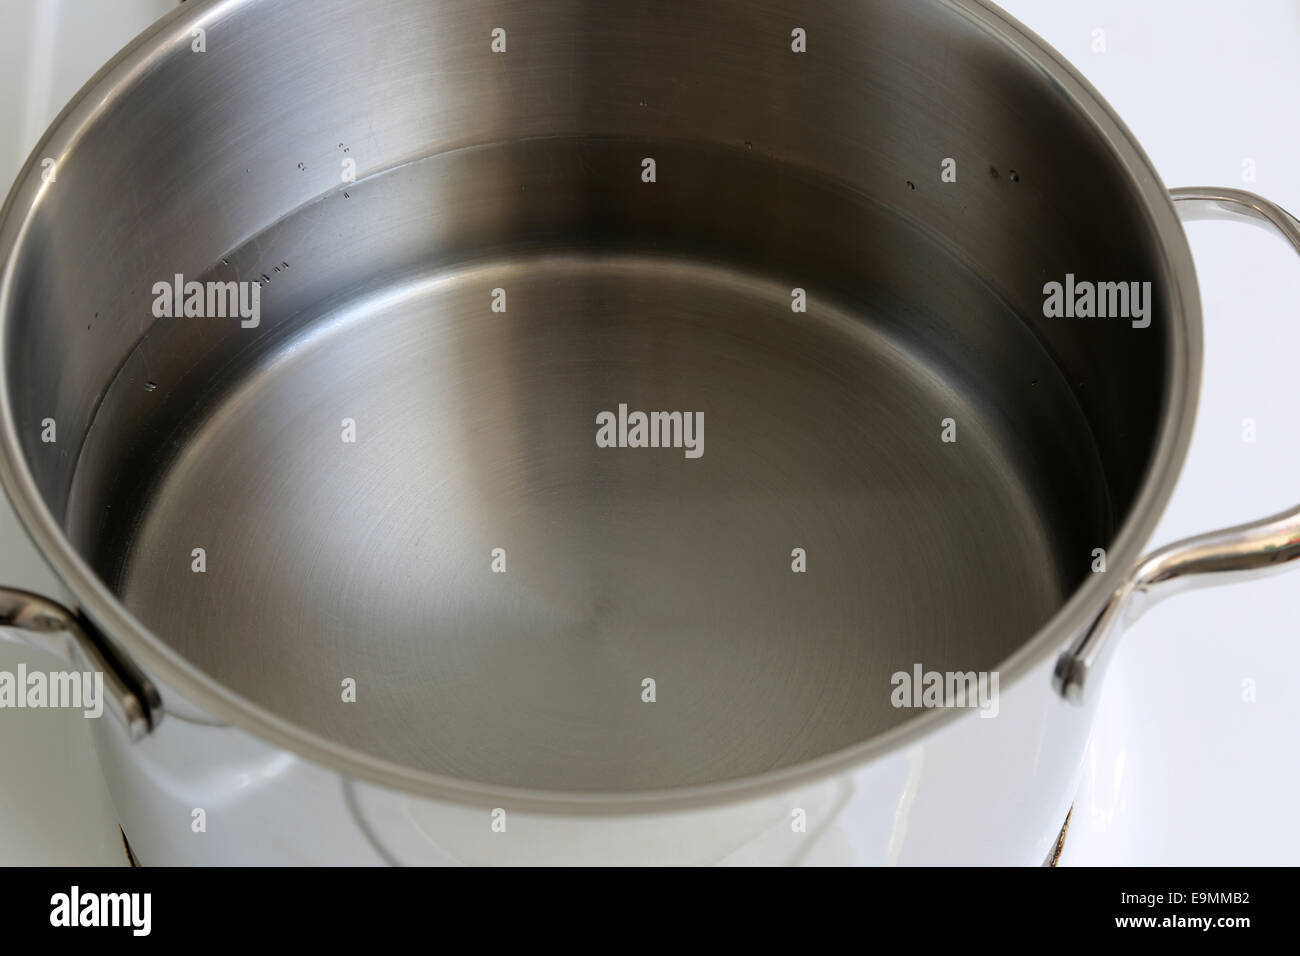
(0, 0, 1201, 814)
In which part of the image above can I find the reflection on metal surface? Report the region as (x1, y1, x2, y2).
(885, 746, 925, 866)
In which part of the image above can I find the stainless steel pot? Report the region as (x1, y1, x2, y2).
(1, 0, 1297, 865)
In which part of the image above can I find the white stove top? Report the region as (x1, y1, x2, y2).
(1, 0, 1296, 866)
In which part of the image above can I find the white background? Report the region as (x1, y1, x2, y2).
(0, 0, 1296, 865)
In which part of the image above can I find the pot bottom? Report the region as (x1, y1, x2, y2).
(67, 250, 1081, 792)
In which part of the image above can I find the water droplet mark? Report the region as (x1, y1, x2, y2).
(144, 381, 157, 393)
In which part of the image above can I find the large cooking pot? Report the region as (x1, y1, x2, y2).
(1, 0, 1297, 865)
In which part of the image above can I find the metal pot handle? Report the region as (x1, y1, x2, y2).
(0, 587, 160, 739)
(1054, 187, 1300, 704)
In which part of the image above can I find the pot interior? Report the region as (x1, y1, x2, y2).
(3, 0, 1173, 791)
